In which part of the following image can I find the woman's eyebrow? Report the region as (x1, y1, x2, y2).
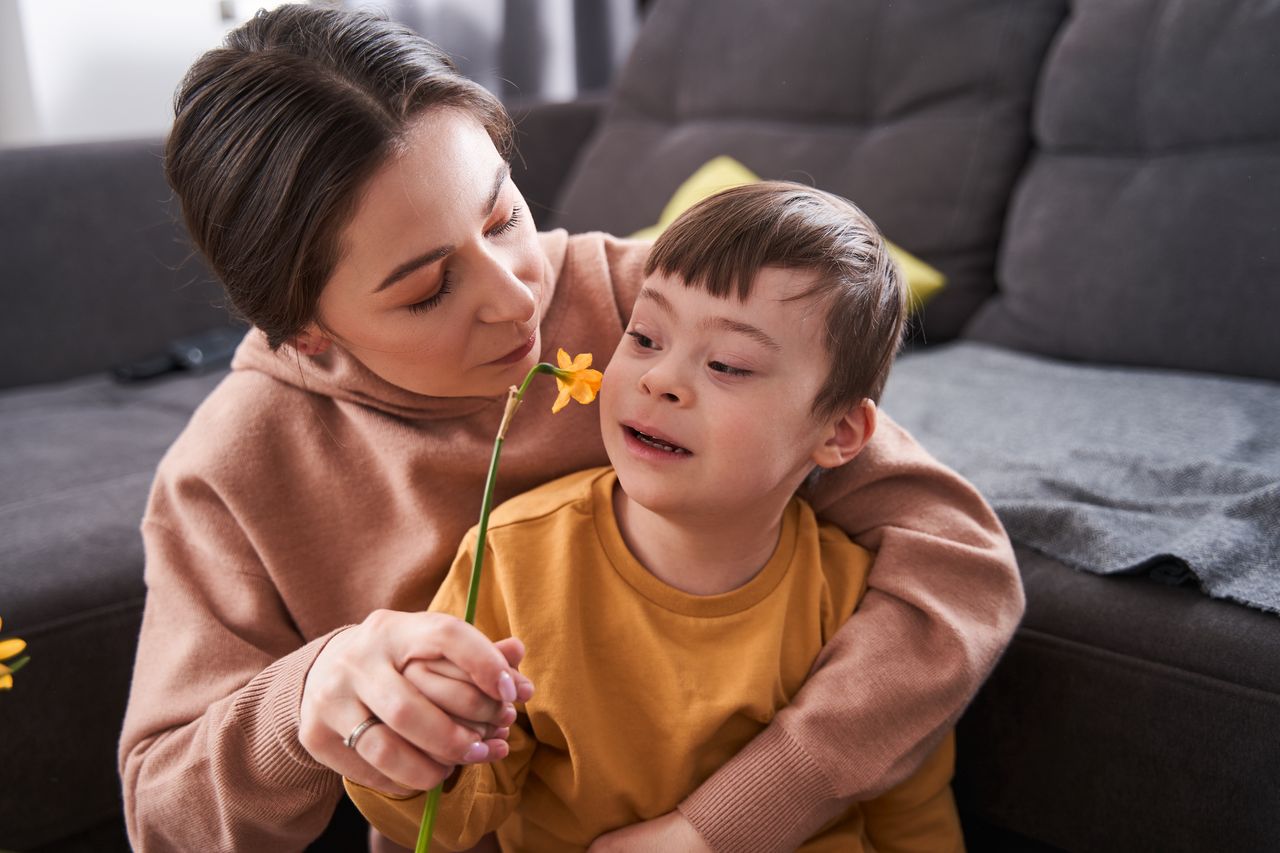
(373, 164, 511, 295)
(375, 244, 454, 293)
(483, 163, 509, 216)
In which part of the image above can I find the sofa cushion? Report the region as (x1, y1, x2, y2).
(551, 0, 1068, 341)
(965, 0, 1280, 381)
(0, 140, 230, 390)
(0, 368, 226, 849)
(628, 155, 948, 309)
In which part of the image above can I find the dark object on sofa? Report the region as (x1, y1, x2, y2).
(2, 1, 1277, 851)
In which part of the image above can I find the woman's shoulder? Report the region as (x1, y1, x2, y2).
(540, 230, 652, 341)
(152, 366, 316, 490)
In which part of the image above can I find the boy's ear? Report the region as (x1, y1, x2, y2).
(811, 399, 877, 469)
(290, 324, 332, 357)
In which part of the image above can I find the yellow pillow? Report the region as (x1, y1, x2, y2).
(630, 156, 945, 310)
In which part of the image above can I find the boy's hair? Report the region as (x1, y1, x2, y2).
(644, 181, 907, 418)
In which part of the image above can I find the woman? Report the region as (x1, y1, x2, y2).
(118, 6, 1022, 851)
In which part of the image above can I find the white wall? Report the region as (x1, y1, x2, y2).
(0, 0, 286, 148)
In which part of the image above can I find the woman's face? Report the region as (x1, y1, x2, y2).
(309, 108, 545, 397)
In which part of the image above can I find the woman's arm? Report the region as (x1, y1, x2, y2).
(118, 517, 348, 851)
(679, 414, 1020, 851)
(119, 480, 524, 851)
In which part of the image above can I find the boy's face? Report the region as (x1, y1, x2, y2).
(600, 267, 840, 519)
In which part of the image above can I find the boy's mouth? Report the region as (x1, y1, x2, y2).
(624, 425, 692, 455)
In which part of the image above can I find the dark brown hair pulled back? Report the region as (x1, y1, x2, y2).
(166, 4, 513, 349)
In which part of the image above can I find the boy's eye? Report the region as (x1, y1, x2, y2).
(485, 205, 522, 238)
(709, 360, 752, 377)
(627, 331, 655, 349)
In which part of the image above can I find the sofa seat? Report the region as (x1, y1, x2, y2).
(0, 368, 227, 849)
(960, 546, 1280, 852)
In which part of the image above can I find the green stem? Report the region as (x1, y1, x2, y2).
(416, 363, 554, 853)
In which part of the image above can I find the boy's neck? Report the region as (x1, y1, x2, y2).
(611, 482, 789, 595)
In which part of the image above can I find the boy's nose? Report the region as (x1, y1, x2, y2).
(639, 362, 691, 405)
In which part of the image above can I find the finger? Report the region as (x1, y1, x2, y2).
(417, 637, 534, 704)
(403, 660, 512, 724)
(494, 637, 535, 701)
(396, 615, 519, 703)
(494, 636, 526, 667)
(348, 716, 456, 792)
(361, 664, 500, 766)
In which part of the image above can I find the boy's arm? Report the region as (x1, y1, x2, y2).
(344, 537, 536, 850)
(345, 723, 535, 851)
(673, 414, 1020, 852)
(859, 732, 964, 853)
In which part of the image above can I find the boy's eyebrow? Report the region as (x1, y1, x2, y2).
(637, 286, 782, 351)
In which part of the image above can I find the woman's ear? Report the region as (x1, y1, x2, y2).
(811, 399, 877, 469)
(290, 325, 332, 357)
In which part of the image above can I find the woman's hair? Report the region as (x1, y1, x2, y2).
(645, 181, 907, 415)
(166, 5, 513, 350)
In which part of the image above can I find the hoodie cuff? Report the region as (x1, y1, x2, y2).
(678, 724, 837, 853)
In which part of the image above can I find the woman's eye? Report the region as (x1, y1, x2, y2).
(627, 330, 655, 349)
(709, 360, 752, 377)
(406, 274, 453, 315)
(485, 205, 522, 238)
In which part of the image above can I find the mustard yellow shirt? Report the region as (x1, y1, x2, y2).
(346, 467, 961, 852)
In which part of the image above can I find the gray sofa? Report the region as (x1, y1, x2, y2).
(2, 1, 1277, 851)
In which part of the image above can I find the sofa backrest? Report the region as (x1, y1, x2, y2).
(550, 0, 1068, 341)
(0, 140, 231, 389)
(965, 0, 1280, 381)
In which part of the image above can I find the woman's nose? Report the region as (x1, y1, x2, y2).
(475, 251, 537, 325)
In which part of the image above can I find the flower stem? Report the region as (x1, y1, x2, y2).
(416, 363, 554, 853)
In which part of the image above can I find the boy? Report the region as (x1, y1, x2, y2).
(346, 182, 963, 851)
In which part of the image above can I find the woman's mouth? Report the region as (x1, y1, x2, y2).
(623, 424, 692, 456)
(488, 332, 537, 366)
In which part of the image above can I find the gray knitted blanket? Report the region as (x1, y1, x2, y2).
(881, 343, 1280, 616)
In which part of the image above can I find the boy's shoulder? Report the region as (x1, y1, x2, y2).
(485, 466, 612, 533)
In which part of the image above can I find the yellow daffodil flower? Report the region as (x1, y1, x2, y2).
(0, 616, 28, 690)
(550, 349, 603, 413)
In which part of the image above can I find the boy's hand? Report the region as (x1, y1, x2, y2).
(587, 811, 711, 852)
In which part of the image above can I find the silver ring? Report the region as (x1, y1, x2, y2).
(344, 715, 381, 749)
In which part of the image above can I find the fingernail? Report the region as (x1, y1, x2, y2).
(498, 670, 517, 703)
(499, 703, 517, 726)
(463, 742, 489, 763)
(495, 726, 510, 740)
(519, 678, 535, 700)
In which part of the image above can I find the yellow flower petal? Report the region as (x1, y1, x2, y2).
(0, 638, 25, 660)
(557, 348, 572, 370)
(0, 673, 11, 690)
(570, 369, 603, 404)
(551, 384, 573, 414)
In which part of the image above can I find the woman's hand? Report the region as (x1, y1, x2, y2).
(300, 609, 533, 796)
(588, 811, 711, 852)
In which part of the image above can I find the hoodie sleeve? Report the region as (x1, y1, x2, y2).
(118, 462, 347, 852)
(676, 414, 1021, 852)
